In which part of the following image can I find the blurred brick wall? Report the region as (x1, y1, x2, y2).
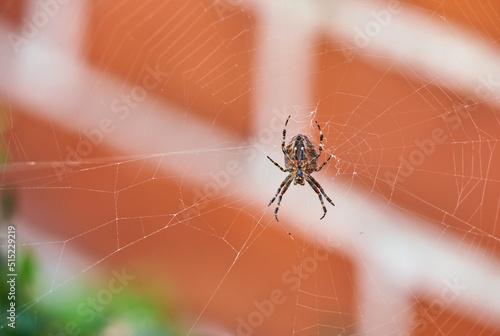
(1, 0, 500, 335)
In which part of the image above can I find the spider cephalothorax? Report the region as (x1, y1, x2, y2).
(267, 115, 335, 221)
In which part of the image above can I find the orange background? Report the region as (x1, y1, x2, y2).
(1, 0, 500, 335)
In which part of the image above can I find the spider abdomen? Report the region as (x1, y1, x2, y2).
(284, 134, 318, 173)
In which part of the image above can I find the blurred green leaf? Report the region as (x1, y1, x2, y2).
(1, 190, 16, 223)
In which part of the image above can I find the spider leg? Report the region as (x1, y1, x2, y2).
(281, 115, 291, 156)
(273, 176, 293, 222)
(281, 115, 296, 165)
(310, 120, 333, 172)
(316, 154, 333, 172)
(268, 174, 292, 206)
(267, 156, 287, 172)
(308, 175, 335, 207)
(306, 175, 328, 220)
(315, 120, 324, 155)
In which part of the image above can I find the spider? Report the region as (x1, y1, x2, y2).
(267, 115, 335, 222)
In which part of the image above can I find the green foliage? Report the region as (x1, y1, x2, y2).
(1, 190, 16, 223)
(0, 239, 185, 336)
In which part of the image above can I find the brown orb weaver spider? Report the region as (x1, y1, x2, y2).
(267, 115, 335, 222)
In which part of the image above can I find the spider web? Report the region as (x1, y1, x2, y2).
(0, 0, 500, 335)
